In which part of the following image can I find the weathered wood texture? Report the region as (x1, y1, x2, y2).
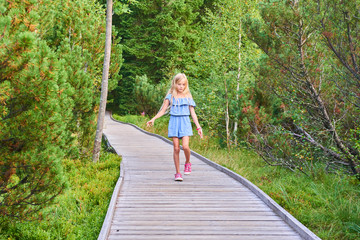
(99, 112, 320, 240)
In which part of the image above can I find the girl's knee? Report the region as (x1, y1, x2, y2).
(173, 146, 180, 153)
(183, 145, 190, 152)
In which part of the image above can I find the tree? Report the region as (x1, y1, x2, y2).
(0, 0, 122, 220)
(111, 0, 204, 114)
(245, 0, 359, 177)
(319, 0, 360, 160)
(319, 0, 360, 110)
(93, 0, 113, 163)
(0, 0, 70, 219)
(37, 0, 123, 156)
(187, 0, 260, 148)
(133, 75, 168, 115)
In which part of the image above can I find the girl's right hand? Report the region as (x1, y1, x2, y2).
(147, 119, 155, 127)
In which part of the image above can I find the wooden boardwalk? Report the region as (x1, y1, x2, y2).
(98, 113, 320, 240)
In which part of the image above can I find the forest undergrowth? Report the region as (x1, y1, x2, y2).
(0, 149, 120, 240)
(113, 114, 360, 240)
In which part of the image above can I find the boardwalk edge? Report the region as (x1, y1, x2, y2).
(98, 133, 125, 240)
(190, 150, 321, 240)
(109, 114, 321, 240)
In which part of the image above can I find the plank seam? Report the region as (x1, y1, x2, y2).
(108, 113, 321, 240)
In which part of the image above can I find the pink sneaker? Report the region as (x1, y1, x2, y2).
(184, 163, 192, 175)
(174, 173, 183, 181)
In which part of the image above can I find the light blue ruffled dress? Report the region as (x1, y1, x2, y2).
(165, 94, 196, 138)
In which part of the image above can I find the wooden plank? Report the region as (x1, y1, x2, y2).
(110, 226, 294, 232)
(115, 202, 267, 207)
(112, 215, 282, 221)
(108, 235, 303, 240)
(114, 209, 277, 215)
(109, 229, 300, 235)
(114, 208, 272, 212)
(110, 220, 288, 227)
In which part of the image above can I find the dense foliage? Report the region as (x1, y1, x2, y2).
(0, 151, 120, 240)
(186, 0, 261, 148)
(245, 0, 360, 177)
(0, 0, 121, 220)
(109, 0, 216, 113)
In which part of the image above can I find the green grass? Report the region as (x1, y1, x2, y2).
(113, 114, 360, 240)
(0, 150, 121, 240)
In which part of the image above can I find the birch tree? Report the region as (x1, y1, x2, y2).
(190, 0, 259, 148)
(93, 0, 113, 163)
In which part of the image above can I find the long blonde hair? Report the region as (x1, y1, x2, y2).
(166, 73, 193, 100)
(162, 73, 193, 113)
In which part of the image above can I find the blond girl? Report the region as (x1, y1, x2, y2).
(147, 73, 203, 181)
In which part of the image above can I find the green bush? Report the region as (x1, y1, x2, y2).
(0, 151, 121, 240)
(0, 0, 122, 221)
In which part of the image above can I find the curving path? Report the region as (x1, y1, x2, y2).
(98, 112, 320, 240)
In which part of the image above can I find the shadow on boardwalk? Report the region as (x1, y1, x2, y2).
(98, 112, 320, 240)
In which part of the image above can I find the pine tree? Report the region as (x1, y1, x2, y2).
(111, 0, 204, 113)
(245, 0, 359, 177)
(0, 0, 71, 219)
(0, 0, 123, 220)
(37, 0, 123, 155)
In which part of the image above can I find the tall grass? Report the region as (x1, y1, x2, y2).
(0, 150, 121, 240)
(113, 114, 360, 240)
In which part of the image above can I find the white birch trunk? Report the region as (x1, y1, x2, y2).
(233, 17, 242, 146)
(224, 77, 230, 149)
(92, 0, 113, 163)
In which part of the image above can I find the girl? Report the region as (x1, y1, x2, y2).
(147, 73, 203, 181)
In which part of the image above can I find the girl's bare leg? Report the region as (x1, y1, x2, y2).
(182, 136, 191, 164)
(172, 137, 181, 173)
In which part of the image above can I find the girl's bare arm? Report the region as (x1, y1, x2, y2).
(147, 99, 170, 126)
(190, 106, 203, 138)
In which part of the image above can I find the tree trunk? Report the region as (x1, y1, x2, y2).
(307, 81, 359, 176)
(92, 0, 113, 163)
(224, 77, 230, 149)
(233, 18, 242, 146)
(298, 19, 359, 176)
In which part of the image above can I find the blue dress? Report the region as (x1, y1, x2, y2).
(165, 94, 196, 138)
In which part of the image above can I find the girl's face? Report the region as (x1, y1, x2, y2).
(176, 79, 187, 93)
